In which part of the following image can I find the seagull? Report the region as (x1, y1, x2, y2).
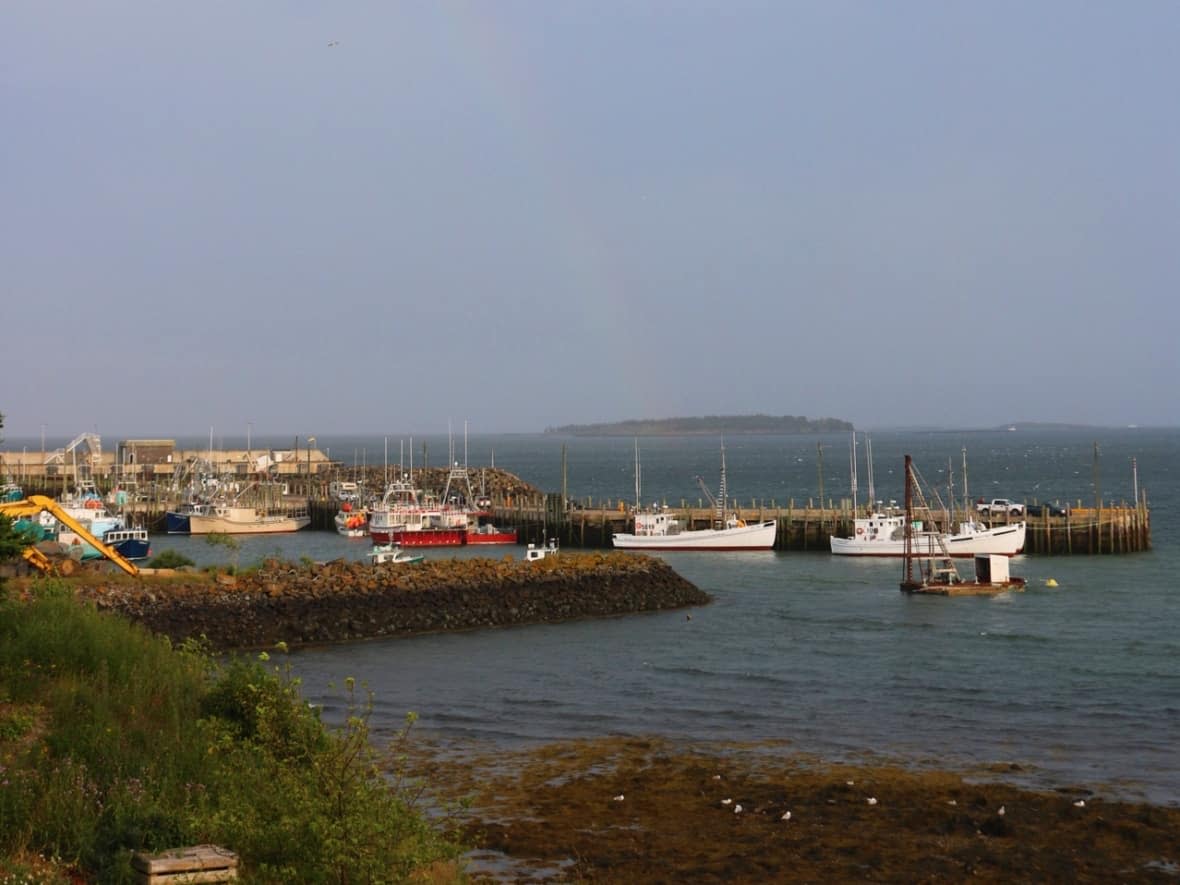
(781, 810, 791, 820)
(846, 780, 855, 786)
(998, 805, 1006, 816)
(1073, 799, 1086, 808)
(733, 804, 743, 814)
(948, 800, 958, 806)
(721, 798, 733, 806)
(866, 797, 878, 806)
(613, 794, 625, 802)
(327, 40, 340, 47)
(712, 774, 722, 781)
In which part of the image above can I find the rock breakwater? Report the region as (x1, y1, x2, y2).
(75, 553, 709, 650)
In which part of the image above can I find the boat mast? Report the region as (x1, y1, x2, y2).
(633, 438, 641, 509)
(902, 454, 916, 589)
(865, 433, 875, 510)
(849, 432, 858, 515)
(961, 447, 969, 519)
(717, 440, 728, 527)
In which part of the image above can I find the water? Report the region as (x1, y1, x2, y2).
(143, 428, 1180, 805)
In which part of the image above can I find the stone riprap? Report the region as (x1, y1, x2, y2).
(75, 553, 709, 650)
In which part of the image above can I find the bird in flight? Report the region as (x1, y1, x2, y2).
(328, 40, 340, 47)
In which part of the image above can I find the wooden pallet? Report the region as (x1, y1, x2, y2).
(131, 844, 238, 884)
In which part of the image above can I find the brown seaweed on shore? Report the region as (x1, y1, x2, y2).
(406, 735, 1180, 883)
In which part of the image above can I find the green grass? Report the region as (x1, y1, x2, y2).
(0, 580, 465, 883)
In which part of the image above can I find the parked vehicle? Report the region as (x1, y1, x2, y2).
(1026, 502, 1070, 517)
(976, 498, 1026, 516)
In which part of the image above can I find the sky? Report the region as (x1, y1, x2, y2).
(3, 1, 1178, 440)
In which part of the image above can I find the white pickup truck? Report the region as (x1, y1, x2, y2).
(976, 498, 1026, 516)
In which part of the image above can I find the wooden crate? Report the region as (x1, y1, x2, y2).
(131, 844, 239, 884)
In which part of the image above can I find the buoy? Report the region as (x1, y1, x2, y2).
(1045, 578, 1058, 587)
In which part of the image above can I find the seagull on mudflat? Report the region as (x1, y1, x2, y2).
(998, 805, 1006, 816)
(781, 810, 792, 821)
(866, 797, 878, 806)
(733, 804, 743, 814)
(612, 794, 625, 802)
(720, 798, 733, 806)
(1073, 800, 1086, 808)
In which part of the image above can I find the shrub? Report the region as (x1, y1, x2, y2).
(145, 550, 195, 569)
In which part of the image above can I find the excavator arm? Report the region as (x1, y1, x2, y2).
(0, 495, 139, 577)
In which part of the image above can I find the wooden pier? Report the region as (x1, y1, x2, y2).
(481, 494, 1152, 556)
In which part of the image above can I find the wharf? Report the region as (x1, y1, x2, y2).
(481, 496, 1151, 556)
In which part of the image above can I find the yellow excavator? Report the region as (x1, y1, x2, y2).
(0, 495, 139, 577)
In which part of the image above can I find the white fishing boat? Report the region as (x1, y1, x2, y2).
(830, 511, 1025, 557)
(612, 441, 777, 551)
(367, 544, 424, 565)
(830, 436, 1025, 557)
(524, 539, 559, 561)
(187, 481, 309, 535)
(188, 505, 310, 535)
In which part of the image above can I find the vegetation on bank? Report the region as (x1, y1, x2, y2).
(0, 581, 465, 883)
(544, 414, 854, 435)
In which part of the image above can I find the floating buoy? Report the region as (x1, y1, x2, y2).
(1045, 578, 1058, 587)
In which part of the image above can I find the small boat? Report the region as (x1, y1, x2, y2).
(367, 544, 424, 565)
(103, 527, 151, 561)
(334, 502, 368, 537)
(612, 441, 776, 551)
(524, 539, 559, 561)
(188, 504, 310, 535)
(898, 454, 1026, 595)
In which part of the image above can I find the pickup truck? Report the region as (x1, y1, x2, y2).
(976, 498, 1026, 516)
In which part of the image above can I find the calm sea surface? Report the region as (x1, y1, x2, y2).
(141, 428, 1179, 805)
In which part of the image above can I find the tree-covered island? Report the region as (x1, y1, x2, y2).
(545, 414, 853, 436)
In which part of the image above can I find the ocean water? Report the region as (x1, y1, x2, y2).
(145, 428, 1179, 805)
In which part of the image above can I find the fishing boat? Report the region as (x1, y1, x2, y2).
(899, 454, 1026, 595)
(830, 510, 1025, 557)
(830, 437, 1025, 557)
(187, 481, 309, 535)
(102, 527, 151, 560)
(612, 441, 777, 551)
(334, 501, 368, 537)
(368, 479, 468, 547)
(367, 544, 424, 565)
(466, 518, 518, 545)
(524, 539, 559, 561)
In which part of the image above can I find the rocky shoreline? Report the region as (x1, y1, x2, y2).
(70, 553, 709, 650)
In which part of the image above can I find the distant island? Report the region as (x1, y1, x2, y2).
(544, 414, 854, 436)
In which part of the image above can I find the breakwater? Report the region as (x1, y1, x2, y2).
(74, 553, 708, 650)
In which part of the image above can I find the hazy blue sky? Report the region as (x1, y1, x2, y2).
(3, 1, 1178, 439)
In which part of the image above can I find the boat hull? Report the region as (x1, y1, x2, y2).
(831, 523, 1025, 557)
(466, 527, 518, 545)
(164, 512, 192, 534)
(369, 527, 466, 547)
(613, 520, 777, 551)
(188, 514, 310, 535)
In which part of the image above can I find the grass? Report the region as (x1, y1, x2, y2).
(0, 579, 466, 883)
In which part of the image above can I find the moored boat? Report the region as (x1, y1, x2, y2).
(830, 511, 1025, 557)
(334, 502, 368, 538)
(188, 505, 310, 535)
(103, 527, 151, 560)
(367, 543, 424, 565)
(612, 441, 776, 551)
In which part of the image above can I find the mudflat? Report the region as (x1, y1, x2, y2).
(410, 735, 1180, 883)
